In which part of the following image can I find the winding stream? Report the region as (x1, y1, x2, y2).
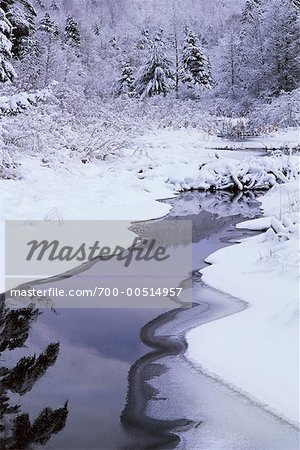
(2, 191, 299, 449)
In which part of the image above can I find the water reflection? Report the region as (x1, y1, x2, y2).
(167, 190, 261, 219)
(0, 297, 69, 449)
(121, 191, 264, 446)
(132, 191, 262, 272)
(2, 191, 280, 450)
(122, 191, 300, 450)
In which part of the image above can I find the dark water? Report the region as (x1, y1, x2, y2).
(1, 191, 298, 449)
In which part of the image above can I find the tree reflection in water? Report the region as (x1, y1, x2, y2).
(0, 295, 68, 449)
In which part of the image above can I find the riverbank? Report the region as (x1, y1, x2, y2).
(1, 127, 298, 293)
(2, 189, 299, 450)
(1, 126, 299, 426)
(186, 179, 300, 426)
(126, 202, 299, 450)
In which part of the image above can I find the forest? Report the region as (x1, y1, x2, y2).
(0, 2, 299, 448)
(0, 0, 299, 179)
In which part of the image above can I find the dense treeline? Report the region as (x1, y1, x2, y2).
(1, 0, 299, 104)
(0, 0, 299, 179)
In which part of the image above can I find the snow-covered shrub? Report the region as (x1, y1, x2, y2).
(0, 147, 20, 179)
(0, 87, 52, 115)
(0, 88, 137, 172)
(171, 155, 299, 192)
(215, 116, 254, 139)
(249, 89, 300, 134)
(110, 96, 216, 133)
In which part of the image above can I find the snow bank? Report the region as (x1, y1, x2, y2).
(186, 179, 300, 425)
(167, 154, 298, 191)
(0, 155, 172, 294)
(205, 126, 300, 151)
(1, 127, 299, 294)
(136, 130, 299, 192)
(236, 216, 273, 230)
(0, 129, 299, 421)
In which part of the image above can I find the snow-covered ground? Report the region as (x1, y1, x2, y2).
(0, 128, 298, 289)
(1, 126, 299, 425)
(205, 127, 300, 150)
(186, 178, 300, 425)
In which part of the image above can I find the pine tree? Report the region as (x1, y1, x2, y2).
(64, 15, 80, 47)
(263, 0, 300, 95)
(239, 0, 265, 97)
(215, 21, 243, 100)
(0, 302, 69, 449)
(34, 12, 61, 87)
(109, 35, 120, 51)
(241, 0, 261, 23)
(137, 28, 151, 50)
(135, 44, 173, 97)
(181, 28, 213, 89)
(118, 60, 135, 95)
(0, 0, 36, 56)
(0, 7, 16, 82)
(35, 0, 45, 7)
(240, 0, 300, 98)
(18, 34, 40, 83)
(39, 12, 58, 36)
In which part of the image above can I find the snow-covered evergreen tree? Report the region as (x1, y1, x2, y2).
(35, 0, 45, 7)
(109, 35, 120, 51)
(239, 0, 265, 98)
(39, 12, 58, 36)
(240, 0, 300, 98)
(241, 0, 261, 23)
(137, 28, 151, 50)
(0, 7, 16, 82)
(135, 44, 173, 97)
(30, 12, 61, 87)
(16, 35, 41, 87)
(0, 0, 36, 56)
(181, 28, 213, 89)
(0, 304, 69, 449)
(118, 60, 135, 95)
(64, 15, 80, 47)
(263, 0, 300, 95)
(17, 11, 56, 87)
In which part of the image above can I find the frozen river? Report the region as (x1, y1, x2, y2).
(2, 190, 299, 449)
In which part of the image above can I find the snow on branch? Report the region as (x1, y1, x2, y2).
(170, 155, 299, 192)
(0, 87, 52, 115)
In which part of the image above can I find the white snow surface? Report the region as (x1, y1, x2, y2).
(0, 128, 298, 289)
(186, 178, 300, 425)
(206, 126, 300, 150)
(1, 127, 299, 424)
